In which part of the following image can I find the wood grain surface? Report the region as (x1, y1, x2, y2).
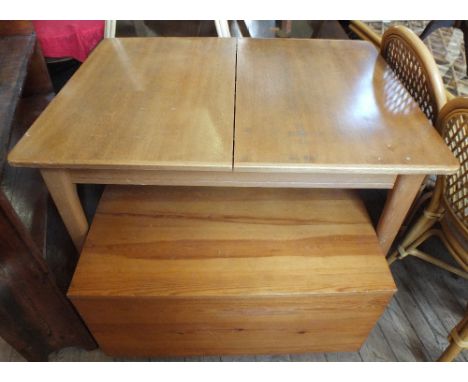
(0, 21, 96, 361)
(376, 174, 425, 253)
(72, 294, 393, 357)
(234, 38, 458, 175)
(69, 186, 395, 297)
(0, 34, 35, 171)
(9, 37, 457, 176)
(69, 186, 395, 356)
(69, 168, 397, 188)
(9, 38, 237, 171)
(41, 169, 89, 250)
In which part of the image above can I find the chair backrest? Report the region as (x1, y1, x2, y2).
(381, 25, 447, 126)
(436, 97, 468, 236)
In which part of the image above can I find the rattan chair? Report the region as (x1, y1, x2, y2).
(387, 97, 468, 279)
(381, 25, 447, 126)
(438, 308, 468, 361)
(381, 25, 450, 232)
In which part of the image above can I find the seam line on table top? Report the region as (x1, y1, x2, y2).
(231, 38, 239, 171)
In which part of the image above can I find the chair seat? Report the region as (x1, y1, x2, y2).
(68, 186, 396, 357)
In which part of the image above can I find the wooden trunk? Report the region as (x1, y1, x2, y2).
(69, 186, 396, 357)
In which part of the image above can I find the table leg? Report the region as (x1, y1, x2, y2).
(41, 169, 89, 251)
(376, 174, 425, 254)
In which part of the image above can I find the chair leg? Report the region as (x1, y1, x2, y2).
(461, 21, 468, 77)
(310, 21, 325, 38)
(431, 230, 468, 273)
(389, 228, 468, 279)
(237, 20, 251, 38)
(439, 341, 463, 362)
(439, 314, 468, 361)
(410, 247, 468, 279)
(387, 208, 441, 264)
(400, 188, 433, 233)
(419, 20, 456, 40)
(387, 251, 399, 265)
(388, 227, 436, 265)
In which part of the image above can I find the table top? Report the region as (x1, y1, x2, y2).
(9, 37, 237, 171)
(235, 38, 457, 174)
(9, 37, 458, 175)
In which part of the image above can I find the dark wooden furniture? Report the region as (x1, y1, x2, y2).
(0, 21, 95, 361)
(310, 21, 349, 39)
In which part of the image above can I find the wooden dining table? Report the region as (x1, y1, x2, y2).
(8, 37, 458, 254)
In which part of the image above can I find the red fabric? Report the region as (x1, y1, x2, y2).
(33, 20, 105, 62)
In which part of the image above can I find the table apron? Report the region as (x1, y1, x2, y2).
(42, 168, 422, 255)
(69, 169, 396, 189)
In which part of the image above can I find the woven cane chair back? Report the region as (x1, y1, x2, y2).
(437, 98, 468, 238)
(381, 25, 447, 126)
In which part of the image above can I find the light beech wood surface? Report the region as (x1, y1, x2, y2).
(234, 38, 458, 174)
(9, 38, 237, 171)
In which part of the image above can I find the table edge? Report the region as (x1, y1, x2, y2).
(233, 162, 460, 175)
